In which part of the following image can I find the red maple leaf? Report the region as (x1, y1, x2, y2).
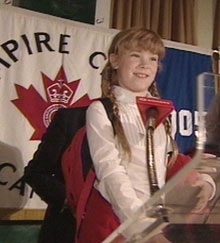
(11, 66, 91, 140)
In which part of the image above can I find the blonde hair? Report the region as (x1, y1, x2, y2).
(101, 28, 178, 162)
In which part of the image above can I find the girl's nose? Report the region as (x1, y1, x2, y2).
(140, 57, 149, 67)
(139, 60, 149, 69)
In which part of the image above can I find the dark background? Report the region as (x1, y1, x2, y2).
(18, 0, 97, 24)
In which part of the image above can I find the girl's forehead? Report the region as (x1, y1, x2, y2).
(120, 47, 159, 55)
(121, 40, 145, 49)
(120, 41, 157, 51)
(115, 38, 164, 58)
(124, 49, 158, 54)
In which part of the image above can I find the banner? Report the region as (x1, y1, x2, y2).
(157, 44, 213, 153)
(0, 5, 212, 210)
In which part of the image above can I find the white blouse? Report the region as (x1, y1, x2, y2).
(86, 86, 171, 223)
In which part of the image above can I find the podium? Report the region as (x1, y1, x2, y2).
(103, 73, 220, 243)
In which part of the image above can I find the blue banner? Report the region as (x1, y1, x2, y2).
(157, 47, 213, 154)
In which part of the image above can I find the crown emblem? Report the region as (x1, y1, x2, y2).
(12, 66, 91, 140)
(47, 79, 73, 104)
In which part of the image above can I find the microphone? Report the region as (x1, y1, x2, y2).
(136, 97, 174, 196)
(146, 107, 159, 130)
(136, 97, 174, 129)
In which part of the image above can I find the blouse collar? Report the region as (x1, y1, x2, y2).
(113, 85, 152, 104)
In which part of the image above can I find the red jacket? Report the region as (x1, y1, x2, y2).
(74, 153, 191, 243)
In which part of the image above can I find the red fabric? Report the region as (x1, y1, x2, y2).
(77, 188, 120, 243)
(76, 153, 193, 242)
(62, 127, 87, 212)
(166, 153, 192, 181)
(77, 154, 193, 243)
(63, 132, 193, 243)
(62, 126, 120, 243)
(62, 126, 120, 242)
(76, 170, 96, 237)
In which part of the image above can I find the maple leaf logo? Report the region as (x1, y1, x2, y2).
(11, 66, 91, 140)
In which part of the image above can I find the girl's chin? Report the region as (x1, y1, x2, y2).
(132, 90, 149, 96)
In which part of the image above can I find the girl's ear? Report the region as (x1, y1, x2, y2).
(109, 53, 119, 69)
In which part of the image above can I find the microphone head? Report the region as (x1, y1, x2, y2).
(147, 107, 159, 119)
(136, 97, 174, 129)
(147, 107, 159, 129)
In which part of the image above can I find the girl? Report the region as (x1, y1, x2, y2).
(77, 28, 214, 243)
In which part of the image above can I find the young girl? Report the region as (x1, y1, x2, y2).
(77, 28, 214, 243)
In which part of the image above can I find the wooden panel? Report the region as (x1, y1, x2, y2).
(0, 208, 45, 220)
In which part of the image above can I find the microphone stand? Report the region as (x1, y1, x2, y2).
(145, 108, 170, 224)
(146, 108, 160, 196)
(145, 109, 170, 231)
(146, 127, 160, 195)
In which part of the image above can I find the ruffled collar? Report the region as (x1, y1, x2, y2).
(113, 85, 152, 104)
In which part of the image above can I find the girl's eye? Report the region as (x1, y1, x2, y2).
(150, 56, 158, 62)
(130, 52, 140, 57)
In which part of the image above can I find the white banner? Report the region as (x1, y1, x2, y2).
(0, 5, 117, 209)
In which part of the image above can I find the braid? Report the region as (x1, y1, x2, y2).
(149, 82, 160, 98)
(101, 63, 131, 158)
(149, 82, 179, 165)
(164, 118, 179, 167)
(111, 94, 131, 158)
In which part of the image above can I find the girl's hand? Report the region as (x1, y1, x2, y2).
(183, 170, 214, 213)
(191, 178, 213, 213)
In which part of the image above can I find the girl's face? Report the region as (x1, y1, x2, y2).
(110, 49, 159, 96)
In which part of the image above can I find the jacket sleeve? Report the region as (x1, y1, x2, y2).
(23, 108, 71, 210)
